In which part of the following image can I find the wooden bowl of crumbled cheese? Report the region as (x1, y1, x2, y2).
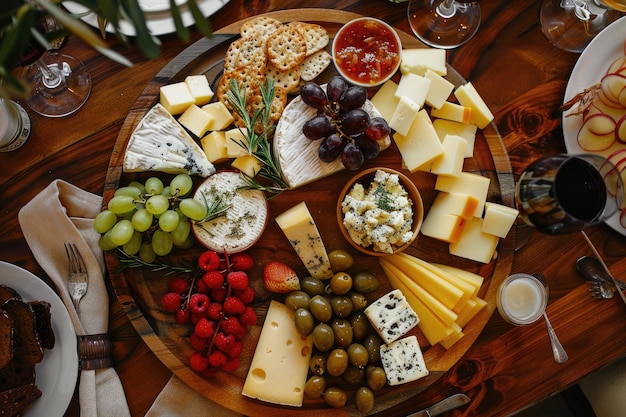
(337, 167, 423, 256)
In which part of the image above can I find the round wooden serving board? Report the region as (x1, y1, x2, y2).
(103, 9, 516, 416)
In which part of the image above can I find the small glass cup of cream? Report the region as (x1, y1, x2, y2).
(496, 273, 548, 325)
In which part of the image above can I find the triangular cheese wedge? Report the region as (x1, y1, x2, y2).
(123, 103, 216, 177)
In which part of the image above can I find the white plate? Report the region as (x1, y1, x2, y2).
(63, 0, 230, 36)
(0, 261, 78, 417)
(563, 15, 626, 235)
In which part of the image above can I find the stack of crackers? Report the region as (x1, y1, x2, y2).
(217, 17, 332, 128)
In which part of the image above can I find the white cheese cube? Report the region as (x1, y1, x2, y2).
(429, 191, 479, 220)
(225, 127, 250, 158)
(430, 134, 467, 177)
(454, 82, 494, 129)
(380, 335, 429, 386)
(400, 48, 447, 76)
(200, 131, 229, 163)
(160, 82, 195, 115)
(178, 104, 214, 138)
(421, 210, 466, 244)
(430, 101, 472, 124)
(395, 73, 431, 109)
(482, 202, 519, 238)
(202, 101, 234, 131)
(432, 119, 477, 158)
(435, 172, 490, 217)
(232, 154, 262, 178)
(449, 217, 500, 263)
(370, 80, 400, 122)
(393, 109, 444, 173)
(364, 289, 419, 344)
(185, 75, 214, 105)
(389, 96, 420, 136)
(424, 69, 454, 109)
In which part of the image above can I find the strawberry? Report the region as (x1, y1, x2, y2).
(263, 261, 301, 293)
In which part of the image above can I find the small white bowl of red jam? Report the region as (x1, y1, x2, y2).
(332, 17, 402, 88)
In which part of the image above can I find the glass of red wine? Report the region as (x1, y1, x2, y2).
(516, 154, 624, 235)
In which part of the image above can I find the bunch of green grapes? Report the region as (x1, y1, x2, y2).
(94, 174, 208, 261)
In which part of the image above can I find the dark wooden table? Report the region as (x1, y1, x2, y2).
(2, 1, 626, 416)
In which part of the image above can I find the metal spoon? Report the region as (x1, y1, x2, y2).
(532, 273, 569, 364)
(577, 256, 626, 290)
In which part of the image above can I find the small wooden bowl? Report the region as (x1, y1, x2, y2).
(337, 167, 423, 256)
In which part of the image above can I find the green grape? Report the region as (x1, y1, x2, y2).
(178, 198, 207, 221)
(145, 195, 169, 215)
(94, 210, 118, 234)
(161, 186, 172, 198)
(128, 181, 146, 194)
(159, 210, 180, 232)
(110, 219, 134, 246)
(152, 230, 173, 256)
(131, 209, 153, 232)
(122, 231, 142, 255)
(107, 195, 136, 215)
(145, 177, 164, 195)
(171, 219, 191, 246)
(99, 230, 118, 251)
(175, 232, 195, 249)
(139, 241, 156, 263)
(114, 186, 142, 199)
(170, 174, 193, 197)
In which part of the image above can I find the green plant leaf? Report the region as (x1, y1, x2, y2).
(121, 0, 160, 59)
(169, 0, 190, 41)
(187, 0, 212, 38)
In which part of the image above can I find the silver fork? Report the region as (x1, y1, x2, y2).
(65, 243, 88, 314)
(588, 281, 614, 299)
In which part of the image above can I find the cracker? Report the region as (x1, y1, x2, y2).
(217, 67, 265, 110)
(266, 25, 308, 72)
(299, 49, 332, 81)
(224, 37, 267, 73)
(265, 65, 301, 93)
(288, 22, 329, 56)
(240, 16, 283, 40)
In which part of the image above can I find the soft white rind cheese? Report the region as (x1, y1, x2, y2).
(380, 335, 429, 386)
(365, 289, 419, 344)
(123, 103, 216, 177)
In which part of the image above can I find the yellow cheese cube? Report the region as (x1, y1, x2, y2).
(435, 172, 490, 217)
(395, 73, 431, 109)
(232, 154, 262, 178)
(225, 127, 249, 158)
(430, 134, 467, 177)
(202, 101, 234, 131)
(185, 75, 214, 105)
(178, 104, 214, 138)
(482, 202, 519, 238)
(400, 48, 447, 76)
(393, 109, 444, 172)
(432, 119, 477, 158)
(454, 82, 494, 129)
(430, 192, 479, 220)
(421, 211, 466, 244)
(200, 131, 228, 163)
(430, 101, 472, 124)
(160, 82, 195, 115)
(370, 80, 400, 122)
(424, 69, 454, 109)
(389, 96, 420, 136)
(449, 217, 500, 263)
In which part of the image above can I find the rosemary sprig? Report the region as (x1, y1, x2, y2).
(115, 248, 195, 275)
(197, 191, 231, 222)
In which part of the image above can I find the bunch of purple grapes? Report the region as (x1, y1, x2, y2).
(300, 76, 391, 170)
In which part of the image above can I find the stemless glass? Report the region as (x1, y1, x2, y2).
(516, 154, 624, 235)
(407, 0, 481, 49)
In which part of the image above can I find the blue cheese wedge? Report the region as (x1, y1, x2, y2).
(364, 289, 419, 344)
(380, 335, 429, 386)
(123, 103, 216, 177)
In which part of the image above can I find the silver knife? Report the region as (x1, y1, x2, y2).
(406, 393, 471, 417)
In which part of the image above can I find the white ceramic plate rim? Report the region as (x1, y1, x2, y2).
(63, 0, 230, 36)
(0, 261, 78, 417)
(562, 15, 626, 235)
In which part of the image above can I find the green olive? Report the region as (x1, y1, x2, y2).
(294, 308, 315, 337)
(363, 334, 383, 364)
(342, 364, 365, 385)
(312, 323, 335, 352)
(300, 276, 326, 296)
(284, 290, 311, 311)
(326, 348, 349, 377)
(330, 318, 353, 348)
(330, 295, 353, 318)
(329, 272, 353, 295)
(352, 272, 380, 293)
(309, 295, 333, 322)
(348, 291, 368, 311)
(323, 386, 347, 408)
(349, 311, 373, 341)
(304, 375, 327, 398)
(366, 365, 387, 391)
(328, 249, 354, 272)
(347, 343, 369, 368)
(309, 352, 327, 375)
(355, 386, 375, 414)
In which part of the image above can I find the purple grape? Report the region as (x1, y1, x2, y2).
(327, 76, 349, 103)
(364, 117, 391, 140)
(354, 134, 381, 160)
(303, 115, 333, 140)
(338, 85, 367, 111)
(300, 83, 328, 110)
(340, 109, 370, 136)
(341, 142, 365, 170)
(318, 133, 347, 162)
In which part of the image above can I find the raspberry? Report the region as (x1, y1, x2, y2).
(227, 340, 243, 359)
(188, 293, 209, 314)
(175, 307, 190, 324)
(221, 316, 243, 335)
(226, 271, 249, 290)
(221, 357, 241, 372)
(214, 332, 235, 352)
(202, 366, 218, 377)
(194, 318, 215, 339)
(189, 333, 209, 351)
(169, 277, 189, 295)
(208, 350, 227, 367)
(234, 286, 255, 305)
(211, 288, 227, 303)
(189, 351, 208, 372)
(223, 297, 246, 315)
(202, 271, 225, 290)
(198, 251, 220, 271)
(195, 278, 210, 294)
(230, 253, 254, 271)
(161, 292, 181, 313)
(240, 306, 257, 326)
(190, 312, 204, 324)
(206, 302, 223, 321)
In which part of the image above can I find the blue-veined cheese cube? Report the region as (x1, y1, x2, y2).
(364, 289, 419, 344)
(380, 335, 429, 385)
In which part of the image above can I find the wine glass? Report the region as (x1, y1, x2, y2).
(516, 154, 624, 235)
(407, 0, 481, 49)
(540, 0, 625, 53)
